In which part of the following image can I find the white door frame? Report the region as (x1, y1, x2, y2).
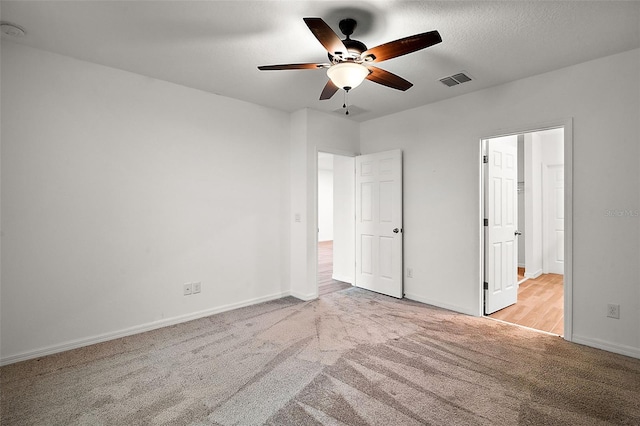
(479, 118, 573, 341)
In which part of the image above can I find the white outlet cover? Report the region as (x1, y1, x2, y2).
(183, 283, 192, 296)
(193, 282, 201, 294)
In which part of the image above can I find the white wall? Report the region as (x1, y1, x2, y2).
(289, 109, 315, 301)
(289, 109, 359, 300)
(2, 41, 638, 364)
(539, 128, 564, 274)
(0, 42, 291, 363)
(332, 155, 355, 284)
(360, 49, 640, 357)
(539, 128, 564, 164)
(0, 43, 3, 361)
(517, 135, 525, 267)
(524, 133, 543, 278)
(524, 128, 564, 278)
(317, 168, 334, 242)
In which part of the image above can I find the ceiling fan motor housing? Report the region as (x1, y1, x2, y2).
(328, 18, 368, 62)
(339, 18, 357, 36)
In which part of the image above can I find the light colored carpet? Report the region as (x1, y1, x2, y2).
(2, 287, 639, 425)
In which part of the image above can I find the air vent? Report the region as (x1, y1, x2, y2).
(439, 72, 473, 87)
(439, 77, 459, 87)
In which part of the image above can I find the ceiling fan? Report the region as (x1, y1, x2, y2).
(258, 17, 442, 103)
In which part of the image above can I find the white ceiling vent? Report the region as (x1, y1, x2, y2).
(439, 72, 473, 87)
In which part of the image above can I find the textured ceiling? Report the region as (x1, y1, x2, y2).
(1, 1, 639, 122)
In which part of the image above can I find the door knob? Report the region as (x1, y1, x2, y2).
(515, 230, 522, 236)
(393, 228, 400, 233)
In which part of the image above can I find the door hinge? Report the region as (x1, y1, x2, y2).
(483, 218, 488, 226)
(483, 155, 488, 164)
(483, 282, 489, 290)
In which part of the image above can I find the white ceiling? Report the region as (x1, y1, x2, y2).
(2, 1, 639, 122)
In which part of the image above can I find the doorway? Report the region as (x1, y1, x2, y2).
(482, 126, 569, 337)
(317, 152, 353, 296)
(316, 150, 404, 299)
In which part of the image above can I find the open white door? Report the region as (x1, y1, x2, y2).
(485, 136, 519, 314)
(355, 150, 403, 298)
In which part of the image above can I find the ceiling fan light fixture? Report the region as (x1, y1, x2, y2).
(327, 62, 369, 91)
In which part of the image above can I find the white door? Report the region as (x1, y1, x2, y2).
(485, 136, 519, 314)
(545, 165, 564, 274)
(355, 150, 403, 298)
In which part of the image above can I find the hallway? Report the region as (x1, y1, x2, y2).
(489, 273, 564, 335)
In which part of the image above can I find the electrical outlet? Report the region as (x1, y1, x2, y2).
(407, 267, 413, 278)
(607, 304, 620, 319)
(183, 283, 192, 296)
(193, 282, 201, 294)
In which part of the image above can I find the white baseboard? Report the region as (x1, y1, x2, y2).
(524, 269, 542, 279)
(572, 335, 640, 359)
(518, 263, 525, 268)
(289, 290, 317, 301)
(331, 274, 353, 284)
(0, 291, 291, 366)
(404, 293, 480, 317)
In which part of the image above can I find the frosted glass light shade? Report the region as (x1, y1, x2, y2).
(327, 62, 369, 90)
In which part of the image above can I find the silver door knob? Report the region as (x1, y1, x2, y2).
(515, 230, 522, 236)
(393, 228, 400, 233)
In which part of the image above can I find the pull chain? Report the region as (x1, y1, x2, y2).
(343, 89, 350, 115)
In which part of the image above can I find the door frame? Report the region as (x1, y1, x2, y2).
(479, 118, 573, 341)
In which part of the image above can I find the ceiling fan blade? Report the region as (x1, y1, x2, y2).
(303, 17, 348, 56)
(319, 79, 339, 100)
(258, 63, 325, 71)
(366, 66, 413, 91)
(361, 30, 442, 63)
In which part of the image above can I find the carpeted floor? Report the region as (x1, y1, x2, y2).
(2, 287, 639, 425)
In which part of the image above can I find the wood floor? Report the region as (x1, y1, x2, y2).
(319, 243, 562, 335)
(489, 272, 564, 335)
(318, 240, 351, 296)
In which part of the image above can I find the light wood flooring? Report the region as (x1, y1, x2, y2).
(319, 243, 563, 335)
(318, 241, 351, 296)
(489, 272, 564, 335)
